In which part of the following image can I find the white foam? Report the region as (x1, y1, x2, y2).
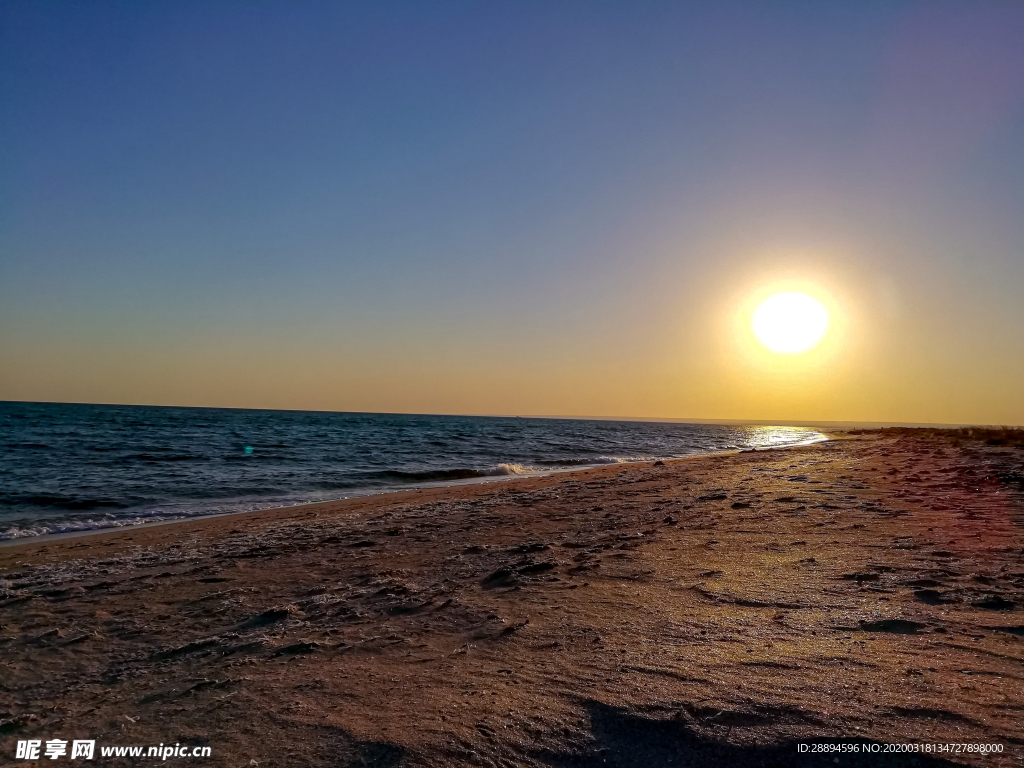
(486, 463, 543, 476)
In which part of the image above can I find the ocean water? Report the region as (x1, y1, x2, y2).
(0, 402, 825, 541)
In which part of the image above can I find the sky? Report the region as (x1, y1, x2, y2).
(2, 1, 1024, 425)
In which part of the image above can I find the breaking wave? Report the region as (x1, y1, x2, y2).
(379, 462, 543, 482)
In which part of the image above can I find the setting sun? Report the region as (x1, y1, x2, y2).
(751, 292, 830, 354)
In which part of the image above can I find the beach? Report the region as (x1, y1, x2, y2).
(1, 430, 1022, 767)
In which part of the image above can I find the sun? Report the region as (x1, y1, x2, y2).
(751, 292, 830, 354)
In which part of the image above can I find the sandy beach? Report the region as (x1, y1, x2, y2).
(1, 430, 1022, 767)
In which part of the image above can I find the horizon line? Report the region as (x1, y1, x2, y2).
(2, 398, 1018, 430)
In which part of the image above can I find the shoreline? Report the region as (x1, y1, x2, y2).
(0, 436, 831, 551)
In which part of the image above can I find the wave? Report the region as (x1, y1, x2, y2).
(127, 453, 206, 462)
(0, 509, 180, 541)
(0, 493, 134, 511)
(381, 468, 486, 482)
(377, 456, 655, 482)
(0, 517, 162, 541)
(534, 456, 647, 466)
(0, 499, 310, 541)
(488, 463, 540, 475)
(379, 462, 542, 483)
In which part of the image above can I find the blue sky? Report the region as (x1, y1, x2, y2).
(3, 1, 1024, 423)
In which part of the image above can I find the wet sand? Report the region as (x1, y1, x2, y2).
(1, 431, 1022, 767)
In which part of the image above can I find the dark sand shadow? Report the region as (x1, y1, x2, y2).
(533, 701, 964, 768)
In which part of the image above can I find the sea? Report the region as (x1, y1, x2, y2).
(0, 401, 826, 542)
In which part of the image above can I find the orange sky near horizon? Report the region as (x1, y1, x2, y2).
(4, 243, 1022, 427)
